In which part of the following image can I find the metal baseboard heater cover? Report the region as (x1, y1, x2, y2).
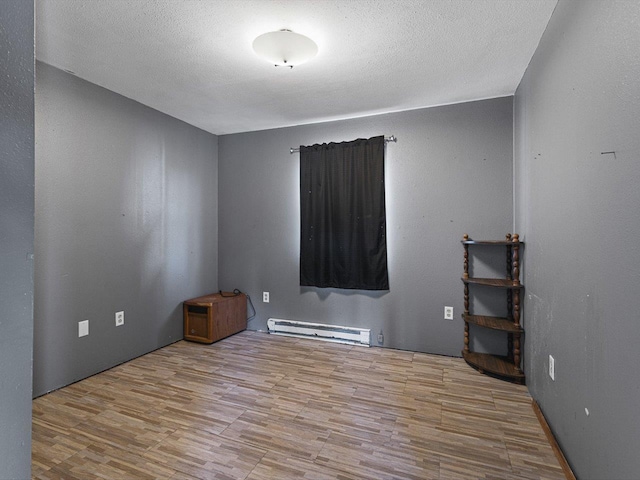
(267, 318, 370, 347)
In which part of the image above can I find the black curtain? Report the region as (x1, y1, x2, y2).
(300, 135, 389, 290)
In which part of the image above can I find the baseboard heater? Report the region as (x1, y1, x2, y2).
(267, 318, 371, 347)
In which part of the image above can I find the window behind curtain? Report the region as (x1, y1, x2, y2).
(300, 135, 389, 290)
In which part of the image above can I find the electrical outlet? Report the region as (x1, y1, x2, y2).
(444, 306, 454, 320)
(263, 291, 269, 303)
(115, 311, 124, 326)
(378, 331, 384, 344)
(78, 320, 89, 337)
(549, 354, 555, 381)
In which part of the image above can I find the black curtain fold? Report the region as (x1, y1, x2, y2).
(300, 135, 389, 290)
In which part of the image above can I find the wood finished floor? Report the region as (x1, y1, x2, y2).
(32, 331, 565, 479)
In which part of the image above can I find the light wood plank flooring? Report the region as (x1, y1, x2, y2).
(32, 331, 565, 479)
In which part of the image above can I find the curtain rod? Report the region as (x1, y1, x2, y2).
(289, 135, 397, 154)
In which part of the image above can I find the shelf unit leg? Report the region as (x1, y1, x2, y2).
(506, 233, 512, 280)
(513, 290, 521, 371)
(464, 283, 469, 316)
(512, 234, 522, 372)
(506, 233, 513, 319)
(512, 234, 520, 286)
(508, 333, 514, 362)
(463, 235, 469, 279)
(513, 284, 522, 371)
(464, 321, 469, 354)
(514, 334, 521, 372)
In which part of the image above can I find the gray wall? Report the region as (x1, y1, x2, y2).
(219, 97, 513, 356)
(0, 1, 35, 477)
(514, 1, 640, 478)
(34, 63, 219, 396)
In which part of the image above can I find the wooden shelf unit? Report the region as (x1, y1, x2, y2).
(461, 233, 525, 384)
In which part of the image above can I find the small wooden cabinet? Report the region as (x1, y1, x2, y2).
(461, 234, 525, 384)
(183, 292, 247, 344)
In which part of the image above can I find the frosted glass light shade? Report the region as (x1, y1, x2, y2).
(252, 30, 318, 67)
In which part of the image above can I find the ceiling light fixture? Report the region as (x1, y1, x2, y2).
(252, 29, 318, 68)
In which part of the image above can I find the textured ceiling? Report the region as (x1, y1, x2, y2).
(36, 0, 557, 135)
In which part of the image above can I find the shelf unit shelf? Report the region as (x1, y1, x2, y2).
(463, 278, 523, 288)
(461, 233, 525, 384)
(462, 314, 523, 333)
(462, 351, 526, 380)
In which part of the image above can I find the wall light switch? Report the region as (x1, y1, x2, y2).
(78, 320, 89, 337)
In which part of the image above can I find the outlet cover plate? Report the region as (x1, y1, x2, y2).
(444, 306, 454, 320)
(263, 292, 269, 303)
(115, 311, 124, 326)
(549, 354, 555, 381)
